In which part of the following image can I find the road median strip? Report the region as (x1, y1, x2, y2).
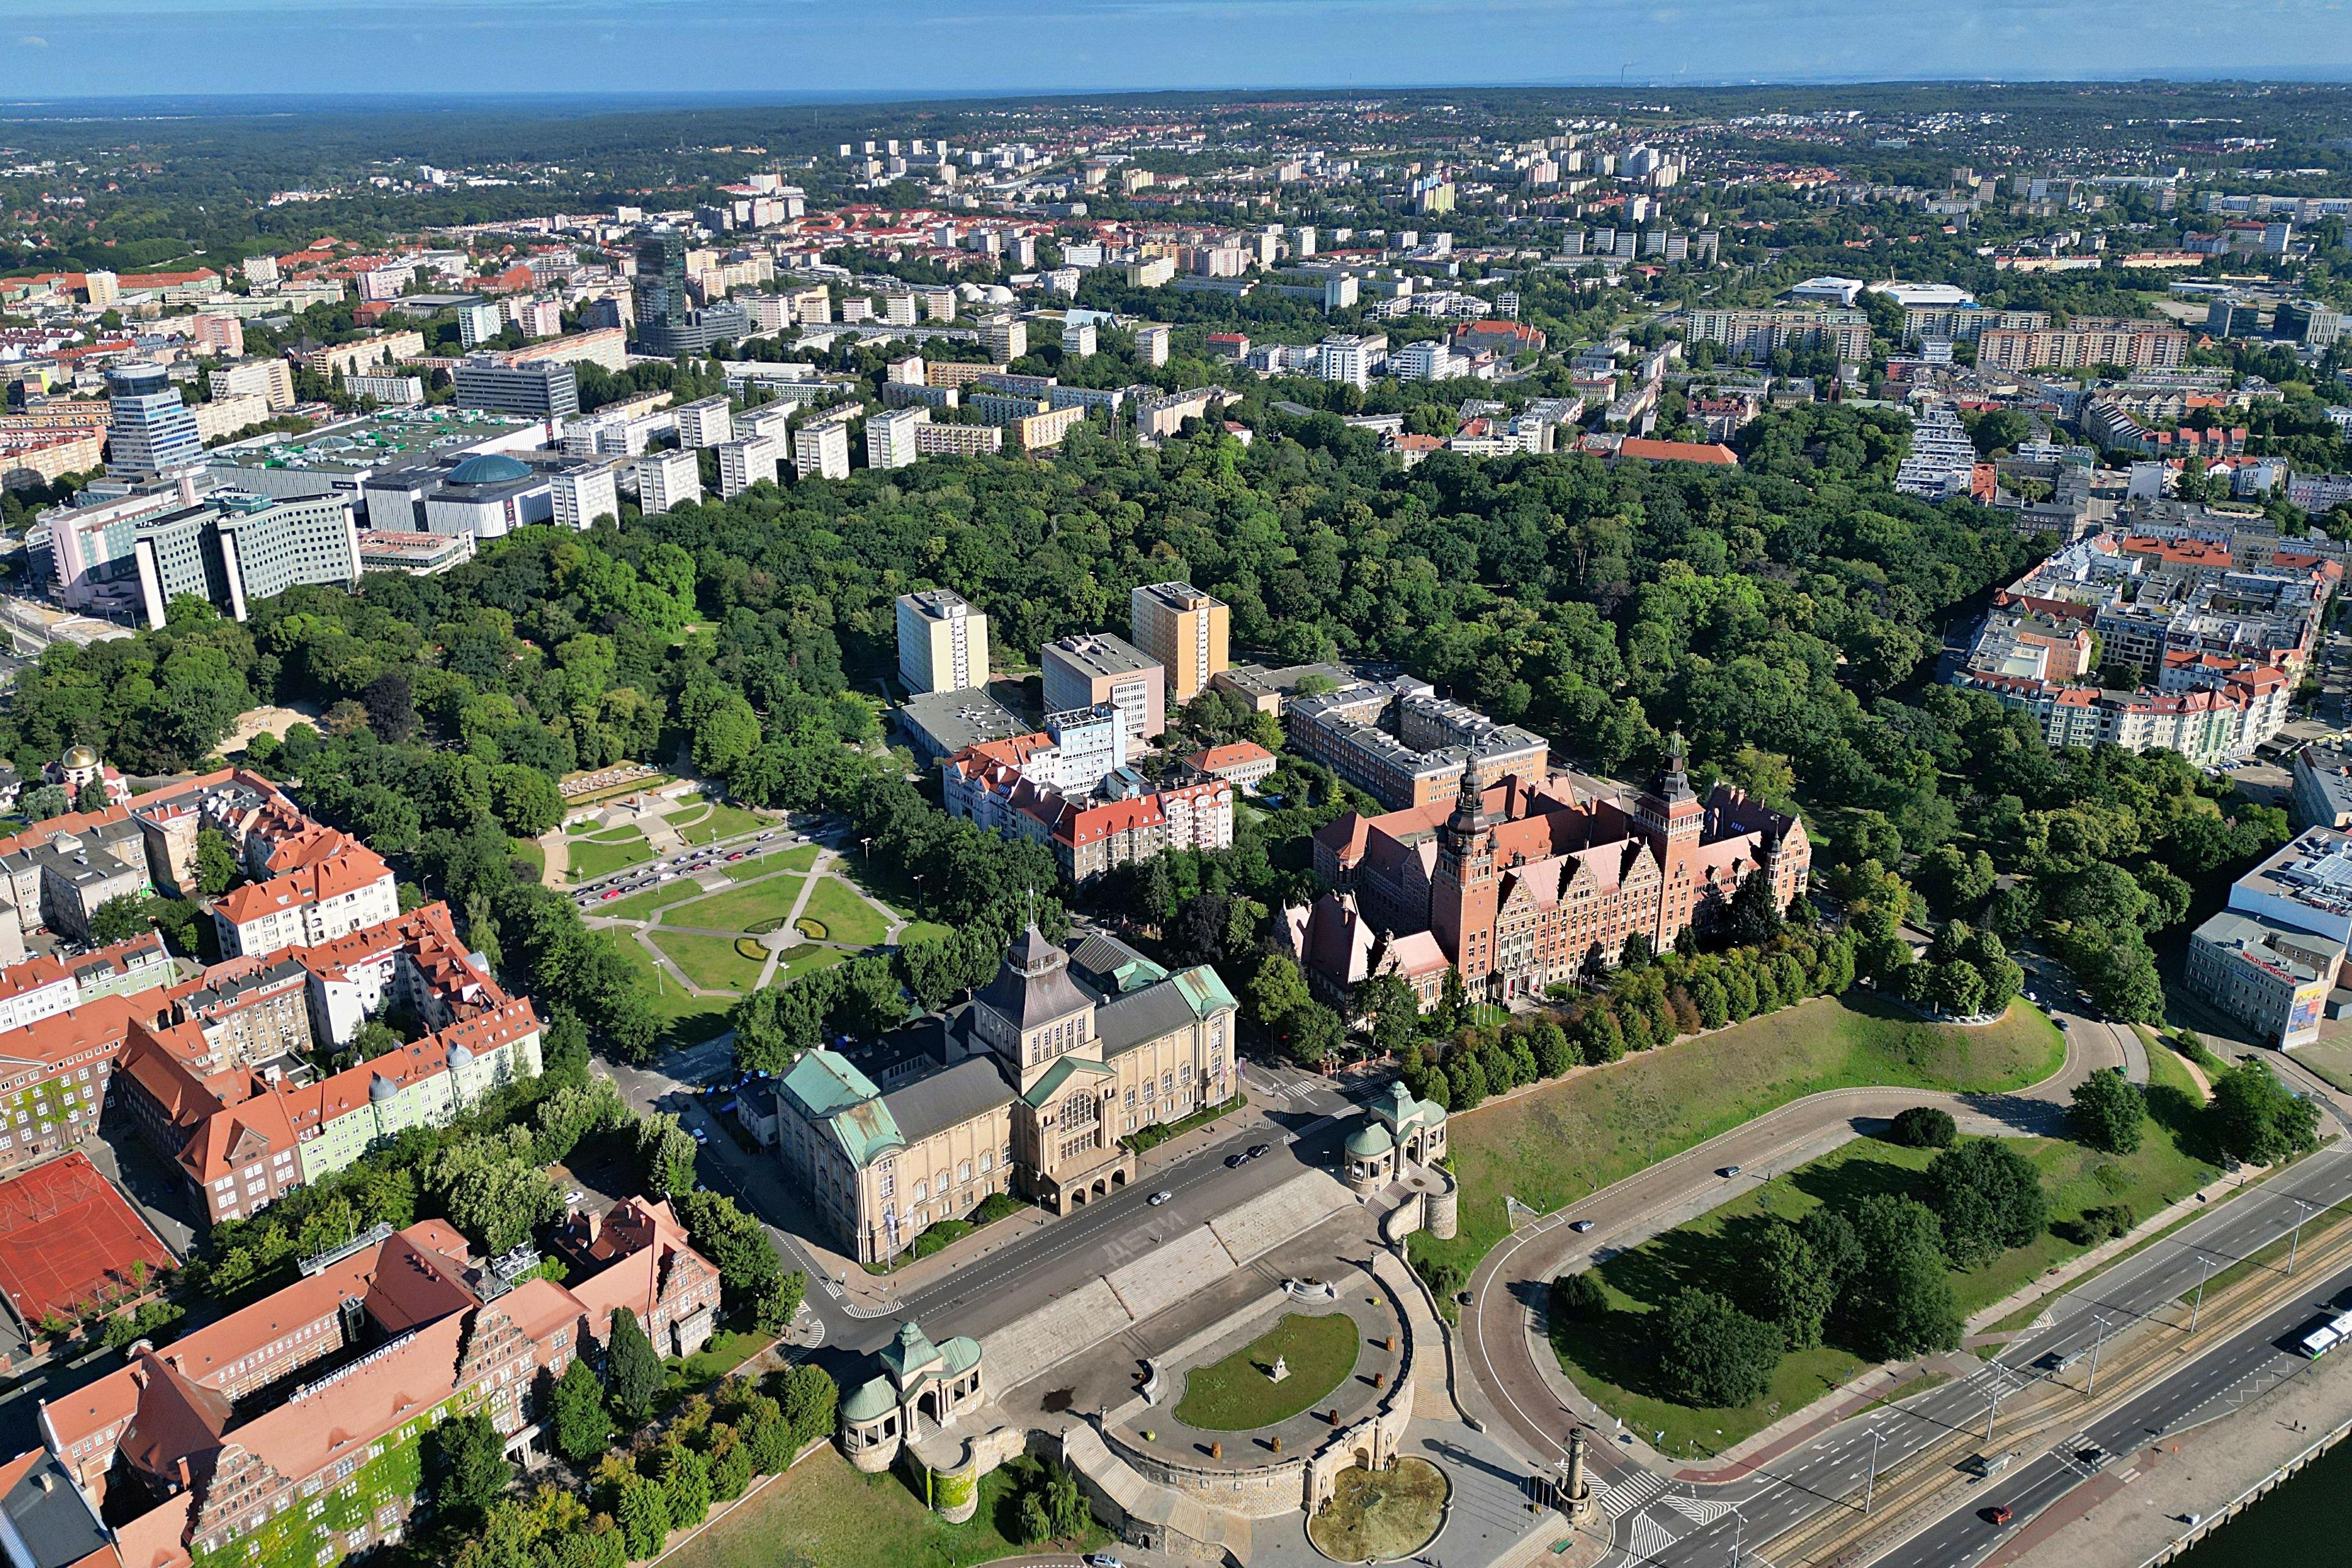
(1762, 1212, 2352, 1567)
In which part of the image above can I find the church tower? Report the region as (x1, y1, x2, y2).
(1430, 764, 1498, 988)
(1634, 729, 1706, 949)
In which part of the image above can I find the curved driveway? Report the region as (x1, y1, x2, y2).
(1455, 1003, 2136, 1485)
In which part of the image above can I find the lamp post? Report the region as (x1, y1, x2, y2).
(2289, 1199, 2315, 1277)
(2086, 1314, 2111, 1398)
(1728, 1502, 1746, 1568)
(2190, 1254, 2214, 1333)
(1864, 1425, 1885, 1513)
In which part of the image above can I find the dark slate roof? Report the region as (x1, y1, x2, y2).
(974, 948, 1095, 1030)
(1096, 983, 1203, 1058)
(881, 1055, 1015, 1145)
(0, 1452, 107, 1568)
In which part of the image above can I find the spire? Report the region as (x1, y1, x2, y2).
(1445, 761, 1488, 839)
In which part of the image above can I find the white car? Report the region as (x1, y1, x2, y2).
(1148, 1190, 1173, 1205)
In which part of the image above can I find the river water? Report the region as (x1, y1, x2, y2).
(2174, 1433, 2352, 1564)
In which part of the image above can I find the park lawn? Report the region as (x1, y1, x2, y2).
(509, 837, 545, 875)
(667, 1329, 764, 1390)
(837, 851, 925, 918)
(898, 919, 957, 948)
(665, 873, 808, 934)
(601, 935, 733, 1049)
(760, 843, 822, 876)
(1411, 993, 2066, 1285)
(674, 802, 769, 844)
(2143, 1032, 2208, 1106)
(774, 945, 849, 986)
(1173, 1312, 1361, 1430)
(1550, 1121, 2219, 1457)
(797, 876, 892, 947)
(653, 930, 772, 993)
(600, 880, 701, 922)
(663, 1446, 1098, 1568)
(567, 831, 654, 882)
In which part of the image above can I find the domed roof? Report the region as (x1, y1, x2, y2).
(447, 1042, 475, 1068)
(1344, 1120, 1395, 1159)
(445, 452, 532, 486)
(61, 744, 96, 771)
(368, 1072, 398, 1102)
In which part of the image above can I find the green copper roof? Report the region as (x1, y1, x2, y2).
(880, 1319, 940, 1384)
(1345, 1121, 1395, 1159)
(780, 1049, 905, 1167)
(1373, 1079, 1445, 1136)
(1171, 964, 1240, 1019)
(1023, 1053, 1114, 1109)
(842, 1375, 898, 1423)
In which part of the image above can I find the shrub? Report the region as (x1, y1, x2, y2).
(1887, 1106, 1957, 1148)
(2057, 1203, 2136, 1246)
(1549, 1270, 1608, 1323)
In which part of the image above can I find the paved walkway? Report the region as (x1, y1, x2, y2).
(535, 826, 566, 889)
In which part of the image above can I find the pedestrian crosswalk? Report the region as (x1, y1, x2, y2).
(1594, 1467, 1668, 1518)
(1665, 1494, 1736, 1526)
(1626, 1510, 1679, 1564)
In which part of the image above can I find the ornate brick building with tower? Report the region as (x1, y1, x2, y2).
(1289, 735, 1810, 1005)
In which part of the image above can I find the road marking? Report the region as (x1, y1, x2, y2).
(1594, 1469, 1668, 1517)
(1626, 1509, 1680, 1562)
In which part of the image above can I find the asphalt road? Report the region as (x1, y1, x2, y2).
(1870, 1251, 2352, 1568)
(1459, 1000, 2137, 1483)
(1603, 1142, 2352, 1568)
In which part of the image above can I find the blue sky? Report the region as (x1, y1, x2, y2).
(6, 0, 2349, 99)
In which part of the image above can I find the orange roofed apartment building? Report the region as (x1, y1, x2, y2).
(116, 904, 541, 1226)
(1287, 739, 1809, 1007)
(34, 1203, 717, 1568)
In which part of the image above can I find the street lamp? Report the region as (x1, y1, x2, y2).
(2289, 1199, 2315, 1276)
(2085, 1314, 2111, 1398)
(2189, 1254, 2214, 1333)
(1863, 1425, 1885, 1513)
(1728, 1502, 1746, 1568)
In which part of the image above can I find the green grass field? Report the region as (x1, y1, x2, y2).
(773, 946, 849, 987)
(603, 934, 733, 1049)
(1411, 993, 2067, 1285)
(662, 1447, 1099, 1568)
(1551, 1117, 2219, 1456)
(567, 829, 654, 882)
(666, 873, 809, 933)
(671, 802, 769, 844)
(897, 919, 957, 947)
(599, 879, 701, 922)
(1173, 1313, 1362, 1430)
(654, 929, 773, 992)
(510, 837, 545, 875)
(796, 876, 891, 948)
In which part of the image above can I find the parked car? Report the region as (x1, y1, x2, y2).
(1247, 1143, 1270, 1159)
(1224, 1153, 1246, 1168)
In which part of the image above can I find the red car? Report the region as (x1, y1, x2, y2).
(726, 851, 748, 862)
(1985, 1505, 2013, 1526)
(600, 889, 621, 901)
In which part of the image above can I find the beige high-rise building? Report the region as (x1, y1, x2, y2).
(897, 588, 990, 695)
(1130, 581, 1229, 704)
